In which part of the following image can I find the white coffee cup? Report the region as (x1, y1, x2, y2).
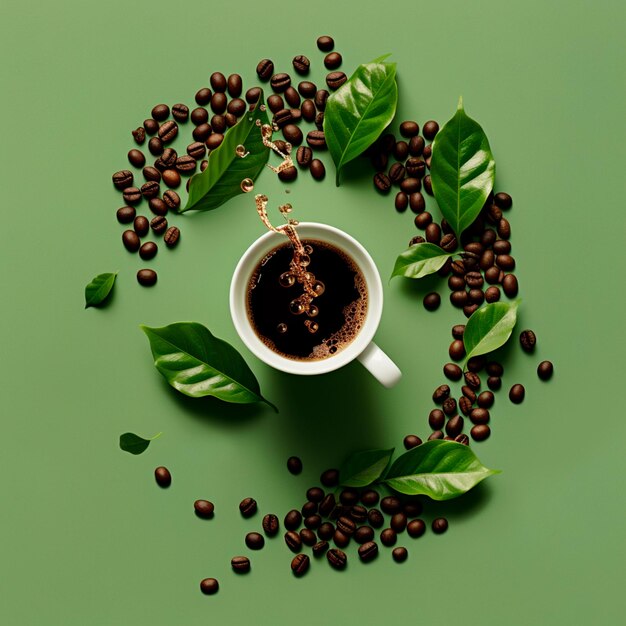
(229, 222, 401, 387)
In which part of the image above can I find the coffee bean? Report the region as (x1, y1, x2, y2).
(122, 186, 141, 205)
(487, 376, 502, 391)
(423, 292, 441, 311)
(442, 363, 462, 382)
(239, 497, 257, 517)
(493, 239, 511, 255)
(292, 54, 311, 75)
(352, 541, 377, 564)
(470, 424, 491, 441)
(487, 203, 502, 223)
(320, 469, 339, 488)
(351, 524, 373, 544)
(520, 329, 536, 352)
(431, 517, 448, 534)
(140, 181, 160, 200)
(159, 148, 178, 169)
(449, 339, 466, 361)
(143, 119, 158, 135)
(374, 172, 391, 193)
(458, 396, 472, 416)
(112, 169, 133, 190)
(191, 108, 209, 127)
(462, 386, 477, 403)
(196, 88, 212, 106)
(463, 372, 480, 390)
(127, 149, 145, 168)
(293, 146, 312, 169)
(402, 435, 422, 451)
(491, 192, 511, 210)
(223, 74, 242, 98)
(206, 134, 224, 150)
(184, 143, 205, 161)
(485, 286, 501, 302)
(162, 169, 181, 188)
(428, 430, 444, 440)
(273, 108, 293, 128)
(132, 127, 146, 145)
(496, 254, 515, 272)
(305, 515, 322, 530)
(121, 230, 139, 252)
(192, 499, 214, 519)
(158, 120, 178, 143)
(390, 512, 407, 533)
(439, 233, 457, 252)
(406, 137, 424, 159)
(397, 121, 418, 138)
(445, 414, 464, 438)
(481, 229, 497, 247)
(488, 362, 504, 379)
(464, 272, 483, 289)
(361, 510, 381, 532)
(171, 103, 189, 123)
(242, 88, 260, 106)
(305, 130, 326, 149)
(270, 73, 291, 92)
(151, 104, 169, 121)
(407, 519, 426, 538)
(231, 556, 250, 573)
(211, 92, 227, 115)
(425, 222, 441, 244)
(423, 174, 433, 195)
(300, 528, 317, 546)
(391, 191, 407, 213)
(142, 167, 160, 183)
(392, 547, 408, 563)
(349, 506, 367, 524)
(498, 218, 511, 239)
(284, 87, 300, 108)
(509, 384, 525, 404)
(192, 123, 211, 143)
(443, 397, 457, 417)
(116, 206, 136, 224)
(244, 532, 264, 550)
(200, 577, 219, 595)
(227, 96, 247, 117)
(256, 58, 274, 80)
(388, 162, 404, 184)
(405, 192, 424, 215)
(333, 529, 350, 548)
(176, 155, 196, 175)
(467, 356, 485, 373)
(502, 273, 519, 297)
(423, 120, 439, 140)
(284, 509, 302, 531)
(537, 360, 554, 380)
(133, 216, 149, 238)
(136, 268, 157, 287)
(322, 51, 341, 70)
(276, 165, 297, 182)
(469, 407, 489, 425)
(380, 496, 402, 515)
(327, 548, 347, 570)
(311, 541, 329, 558)
(266, 95, 283, 115)
(282, 125, 303, 146)
(317, 522, 334, 540)
(317, 35, 334, 51)
(160, 227, 179, 249)
(290, 553, 310, 577)
(429, 408, 445, 430)
(480, 249, 495, 270)
(400, 178, 420, 194)
(380, 528, 397, 547)
(163, 190, 180, 210)
(284, 530, 302, 552)
(299, 99, 315, 123)
(484, 266, 503, 285)
(409, 235, 426, 246)
(258, 514, 279, 538)
(138, 241, 157, 261)
(302, 502, 318, 518)
(312, 110, 323, 130)
(326, 71, 347, 89)
(336, 516, 356, 536)
(432, 385, 450, 404)
(314, 89, 329, 111)
(477, 391, 495, 408)
(208, 71, 225, 93)
(337, 489, 358, 507)
(451, 325, 466, 340)
(414, 212, 432, 229)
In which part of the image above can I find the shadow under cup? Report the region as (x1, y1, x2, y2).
(229, 222, 383, 376)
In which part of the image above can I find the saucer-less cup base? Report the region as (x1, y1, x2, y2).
(229, 222, 401, 388)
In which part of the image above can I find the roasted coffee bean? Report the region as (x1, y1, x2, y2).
(440, 233, 457, 252)
(423, 174, 433, 195)
(290, 54, 310, 75)
(443, 363, 463, 382)
(277, 165, 298, 182)
(392, 547, 408, 563)
(400, 177, 420, 194)
(400, 502, 420, 518)
(206, 133, 224, 150)
(363, 510, 382, 531)
(538, 360, 554, 380)
(480, 249, 495, 270)
(400, 435, 421, 452)
(171, 103, 189, 123)
(285, 530, 302, 552)
(320, 468, 339, 487)
(137, 268, 157, 287)
(407, 519, 426, 538)
(400, 120, 419, 137)
(153, 467, 170, 487)
(132, 127, 146, 145)
(388, 162, 405, 183)
(327, 548, 347, 570)
(132, 216, 149, 238)
(451, 260, 466, 276)
(468, 289, 484, 305)
(408, 135, 425, 157)
(211, 92, 227, 115)
(310, 541, 328, 559)
(148, 136, 165, 157)
(200, 159, 208, 171)
(425, 222, 441, 244)
(224, 73, 242, 98)
(305, 515, 322, 530)
(112, 169, 133, 190)
(337, 489, 357, 507)
(380, 528, 397, 547)
(324, 51, 342, 69)
(409, 235, 426, 246)
(306, 130, 326, 149)
(284, 86, 300, 108)
(262, 513, 279, 536)
(429, 408, 445, 430)
(300, 529, 317, 546)
(151, 104, 169, 121)
(485, 266, 504, 285)
(391, 192, 408, 214)
(158, 120, 178, 143)
(176, 155, 196, 174)
(502, 273, 519, 297)
(452, 324, 466, 340)
(449, 339, 466, 361)
(128, 149, 145, 168)
(231, 556, 250, 573)
(374, 172, 392, 193)
(496, 254, 515, 271)
(200, 577, 219, 595)
(326, 71, 347, 89)
(469, 408, 490, 425)
(256, 58, 274, 80)
(485, 361, 503, 377)
(451, 288, 469, 307)
(239, 497, 258, 518)
(470, 424, 491, 441)
(405, 157, 426, 178)
(351, 524, 374, 544)
(302, 488, 323, 504)
(319, 495, 336, 519)
(317, 522, 335, 540)
(494, 192, 512, 209)
(481, 228, 497, 247)
(162, 226, 179, 248)
(186, 142, 206, 160)
(245, 87, 261, 105)
(143, 166, 161, 183)
(487, 203, 502, 223)
(140, 181, 160, 200)
(270, 73, 291, 92)
(288, 145, 310, 171)
(192, 123, 212, 143)
(485, 286, 501, 302)
(122, 187, 141, 204)
(414, 212, 432, 229)
(162, 169, 181, 188)
(390, 513, 407, 533)
(315, 89, 329, 111)
(333, 529, 350, 548)
(462, 386, 477, 403)
(283, 125, 303, 146)
(454, 433, 469, 445)
(309, 159, 325, 180)
(509, 384, 525, 404)
(355, 540, 378, 563)
(245, 532, 265, 550)
(162, 190, 180, 211)
(302, 502, 318, 517)
(191, 107, 209, 126)
(144, 118, 159, 135)
(284, 509, 302, 531)
(423, 292, 441, 312)
(520, 329, 536, 352)
(407, 192, 425, 214)
(227, 98, 246, 117)
(487, 376, 502, 391)
(498, 218, 511, 239)
(122, 230, 140, 252)
(350, 506, 368, 524)
(464, 304, 479, 318)
(465, 271, 484, 288)
(493, 239, 511, 255)
(289, 553, 309, 577)
(159, 148, 178, 168)
(380, 496, 402, 515)
(464, 372, 480, 390)
(432, 385, 450, 404)
(432, 517, 448, 534)
(445, 414, 464, 438)
(393, 138, 409, 159)
(317, 35, 334, 51)
(442, 396, 457, 417)
(300, 99, 316, 122)
(195, 88, 212, 106)
(139, 241, 158, 261)
(273, 108, 293, 128)
(429, 430, 445, 440)
(423, 120, 439, 140)
(116, 206, 136, 224)
(477, 390, 495, 409)
(209, 72, 226, 93)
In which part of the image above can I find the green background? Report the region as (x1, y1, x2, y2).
(2, 0, 624, 623)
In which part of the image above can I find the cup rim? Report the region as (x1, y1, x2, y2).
(229, 222, 383, 375)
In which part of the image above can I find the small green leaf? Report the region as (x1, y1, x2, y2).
(391, 243, 456, 280)
(382, 440, 500, 500)
(180, 93, 270, 213)
(85, 272, 117, 308)
(339, 448, 394, 487)
(324, 57, 398, 185)
(141, 322, 277, 411)
(119, 432, 162, 455)
(463, 300, 520, 364)
(430, 98, 496, 237)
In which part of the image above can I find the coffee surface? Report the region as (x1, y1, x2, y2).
(247, 239, 367, 360)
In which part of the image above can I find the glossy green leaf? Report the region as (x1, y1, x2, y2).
(119, 432, 162, 455)
(391, 243, 456, 280)
(180, 94, 270, 213)
(382, 440, 500, 499)
(324, 56, 398, 185)
(84, 272, 117, 308)
(339, 448, 395, 487)
(430, 98, 496, 237)
(463, 300, 519, 364)
(141, 322, 277, 411)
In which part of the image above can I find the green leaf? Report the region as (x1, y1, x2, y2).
(463, 300, 519, 364)
(119, 432, 162, 455)
(84, 272, 117, 308)
(140, 322, 277, 411)
(430, 97, 496, 237)
(324, 57, 398, 185)
(382, 440, 500, 499)
(391, 243, 456, 280)
(339, 448, 394, 487)
(180, 94, 270, 213)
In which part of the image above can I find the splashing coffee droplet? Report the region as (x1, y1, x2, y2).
(241, 178, 254, 193)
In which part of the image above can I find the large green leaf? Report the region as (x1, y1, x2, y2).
(391, 243, 456, 280)
(324, 55, 397, 185)
(84, 272, 117, 308)
(339, 448, 394, 487)
(463, 300, 519, 364)
(141, 322, 277, 411)
(382, 440, 500, 500)
(180, 95, 270, 213)
(430, 98, 496, 237)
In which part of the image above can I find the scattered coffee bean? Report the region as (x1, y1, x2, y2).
(380, 528, 397, 546)
(502, 273, 518, 297)
(407, 519, 426, 538)
(487, 376, 502, 391)
(422, 120, 439, 140)
(150, 216, 168, 236)
(537, 360, 554, 380)
(132, 127, 146, 144)
(444, 363, 463, 381)
(485, 286, 501, 302)
(459, 396, 472, 416)
(423, 292, 441, 311)
(186, 141, 206, 160)
(239, 497, 257, 517)
(404, 501, 422, 517)
(122, 230, 140, 252)
(498, 218, 511, 239)
(270, 73, 291, 92)
(141, 181, 160, 200)
(326, 71, 347, 89)
(139, 241, 158, 261)
(392, 547, 408, 562)
(284, 87, 300, 108)
(154, 466, 171, 487)
(128, 149, 145, 168)
(403, 434, 422, 449)
(158, 120, 178, 143)
(195, 88, 212, 106)
(296, 146, 313, 168)
(367, 509, 383, 529)
(509, 384, 525, 404)
(319, 495, 336, 518)
(340, 488, 359, 506)
(317, 35, 334, 51)
(445, 415, 464, 437)
(429, 408, 445, 430)
(291, 553, 310, 576)
(163, 226, 180, 248)
(200, 577, 219, 595)
(470, 424, 491, 441)
(193, 499, 214, 519)
(314, 89, 329, 111)
(285, 456, 303, 475)
(380, 496, 402, 515)
(449, 339, 466, 361)
(433, 385, 450, 404)
(470, 407, 490, 425)
(391, 513, 408, 533)
(148, 137, 164, 156)
(112, 169, 133, 190)
(291, 54, 310, 74)
(282, 125, 303, 146)
(132, 216, 149, 238)
(464, 372, 481, 390)
(284, 509, 302, 531)
(320, 469, 339, 487)
(494, 192, 513, 209)
(306, 130, 326, 149)
(327, 548, 347, 570)
(317, 522, 335, 541)
(324, 52, 342, 69)
(231, 556, 250, 573)
(305, 515, 322, 530)
(206, 133, 224, 150)
(143, 118, 159, 135)
(300, 528, 317, 546)
(443, 397, 457, 417)
(151, 104, 169, 121)
(312, 540, 329, 558)
(358, 541, 378, 563)
(278, 165, 298, 182)
(354, 525, 375, 544)
(333, 529, 350, 548)
(519, 329, 536, 352)
(116, 206, 136, 224)
(428, 430, 444, 440)
(285, 530, 302, 552)
(432, 517, 448, 534)
(245, 532, 265, 550)
(374, 172, 392, 193)
(171, 103, 189, 123)
(209, 72, 226, 93)
(162, 190, 180, 211)
(310, 159, 326, 180)
(414, 212, 432, 229)
(256, 58, 274, 80)
(176, 155, 196, 174)
(477, 391, 495, 408)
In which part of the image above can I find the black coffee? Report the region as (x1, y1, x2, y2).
(247, 239, 367, 360)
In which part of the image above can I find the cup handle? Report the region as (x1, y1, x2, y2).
(357, 342, 402, 388)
